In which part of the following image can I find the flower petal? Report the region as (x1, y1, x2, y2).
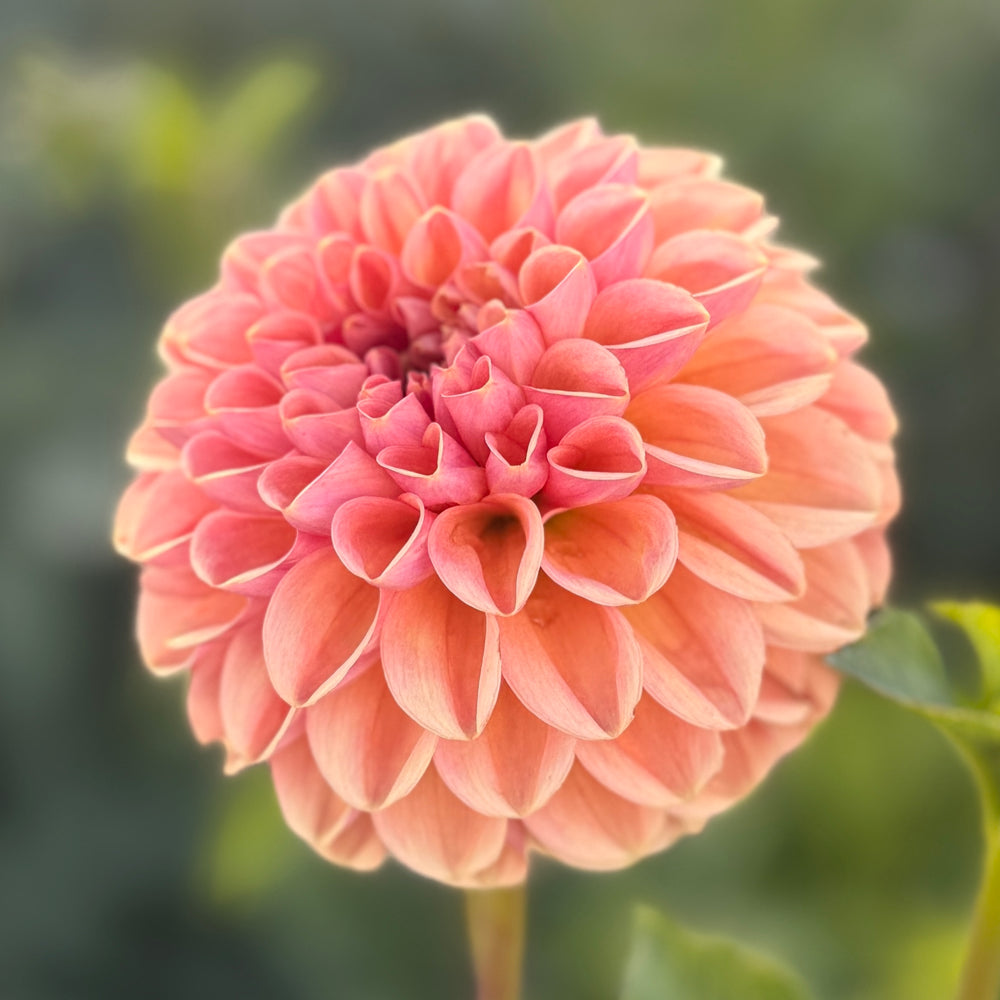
(435, 683, 575, 817)
(498, 574, 642, 739)
(541, 495, 678, 606)
(381, 575, 502, 739)
(518, 245, 597, 343)
(190, 510, 298, 595)
(306, 664, 437, 810)
(262, 549, 380, 706)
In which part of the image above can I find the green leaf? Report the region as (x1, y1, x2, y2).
(827, 604, 1000, 824)
(621, 906, 813, 1000)
(932, 601, 1000, 704)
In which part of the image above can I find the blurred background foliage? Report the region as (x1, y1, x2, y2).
(1, 0, 998, 997)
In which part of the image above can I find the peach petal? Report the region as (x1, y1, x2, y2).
(189, 510, 299, 596)
(332, 493, 435, 589)
(676, 303, 837, 417)
(186, 641, 227, 745)
(219, 621, 297, 770)
(817, 360, 899, 442)
(221, 230, 310, 291)
(270, 738, 356, 848)
(278, 443, 399, 534)
(260, 245, 337, 322)
(754, 541, 869, 653)
(556, 183, 655, 288)
(549, 134, 639, 209)
(542, 415, 647, 508)
(576, 695, 724, 807)
(524, 763, 669, 870)
(262, 549, 380, 706)
(278, 388, 363, 460)
(428, 493, 544, 616)
(373, 768, 508, 884)
(490, 226, 552, 275)
(853, 527, 892, 606)
(145, 369, 213, 445)
(525, 339, 629, 442)
(381, 574, 502, 739)
(125, 423, 181, 471)
(318, 812, 387, 871)
(460, 827, 529, 888)
(135, 565, 247, 673)
(648, 178, 765, 242)
(306, 665, 437, 810)
(484, 404, 549, 497)
(113, 470, 216, 564)
(204, 365, 288, 456)
(290, 167, 367, 238)
(518, 245, 597, 343)
(623, 565, 765, 730)
(409, 115, 503, 205)
(377, 423, 487, 510)
(582, 278, 709, 391)
(400, 206, 487, 287)
(731, 407, 881, 547)
(542, 495, 678, 606)
(636, 147, 722, 186)
(628, 383, 767, 488)
(659, 488, 806, 602)
(181, 432, 271, 514)
(159, 291, 261, 369)
(280, 345, 366, 400)
(452, 141, 553, 242)
(359, 167, 427, 254)
(498, 575, 642, 739)
(359, 388, 432, 452)
(646, 230, 767, 327)
(435, 684, 575, 818)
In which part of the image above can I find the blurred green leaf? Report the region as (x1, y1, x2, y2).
(828, 606, 1000, 822)
(932, 602, 1000, 705)
(620, 906, 813, 1000)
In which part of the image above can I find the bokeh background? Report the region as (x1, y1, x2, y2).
(2, 0, 999, 997)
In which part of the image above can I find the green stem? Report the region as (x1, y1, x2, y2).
(464, 885, 526, 1000)
(956, 833, 1000, 1000)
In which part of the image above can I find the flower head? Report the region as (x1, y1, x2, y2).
(114, 116, 899, 886)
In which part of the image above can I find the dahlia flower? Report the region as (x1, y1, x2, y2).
(114, 115, 899, 887)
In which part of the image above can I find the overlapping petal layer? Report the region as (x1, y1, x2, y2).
(116, 116, 898, 886)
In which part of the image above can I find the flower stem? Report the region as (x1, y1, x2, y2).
(957, 828, 1000, 1000)
(464, 886, 526, 1000)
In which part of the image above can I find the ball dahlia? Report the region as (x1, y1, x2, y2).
(114, 116, 899, 887)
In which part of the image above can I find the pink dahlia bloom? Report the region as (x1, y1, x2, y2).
(114, 116, 899, 886)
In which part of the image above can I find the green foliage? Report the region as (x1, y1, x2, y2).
(829, 605, 1000, 825)
(621, 906, 812, 1000)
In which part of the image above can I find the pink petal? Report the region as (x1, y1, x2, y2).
(400, 206, 487, 287)
(358, 386, 432, 452)
(576, 695, 724, 807)
(646, 230, 767, 327)
(278, 388, 363, 461)
(541, 495, 678, 606)
(189, 510, 299, 596)
(332, 493, 434, 589)
(349, 245, 400, 316)
(219, 620, 297, 771)
(181, 431, 271, 514)
(185, 642, 227, 744)
(409, 115, 503, 205)
(440, 355, 526, 464)
(359, 167, 427, 255)
(853, 527, 892, 606)
(622, 565, 765, 729)
(518, 245, 597, 343)
(524, 763, 670, 870)
(542, 415, 647, 508)
(159, 292, 261, 369)
(259, 245, 337, 321)
(428, 493, 544, 615)
(754, 541, 869, 653)
(675, 304, 837, 417)
(289, 167, 367, 239)
(373, 768, 508, 885)
(636, 147, 721, 186)
(548, 134, 638, 209)
(582, 278, 709, 391)
(660, 488, 806, 602)
(204, 365, 288, 456)
(145, 368, 213, 445)
(125, 422, 181, 471)
(270, 738, 356, 848)
(490, 226, 552, 275)
(381, 574, 502, 739)
(525, 339, 629, 442)
(497, 574, 642, 739)
(435, 684, 575, 817)
(113, 470, 216, 564)
(484, 404, 549, 497)
(730, 407, 881, 547)
(627, 383, 767, 488)
(306, 665, 437, 810)
(466, 308, 546, 384)
(135, 564, 247, 673)
(280, 345, 366, 401)
(452, 142, 553, 242)
(221, 230, 310, 291)
(648, 178, 765, 242)
(262, 549, 380, 706)
(555, 184, 655, 288)
(317, 813, 387, 871)
(377, 423, 487, 510)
